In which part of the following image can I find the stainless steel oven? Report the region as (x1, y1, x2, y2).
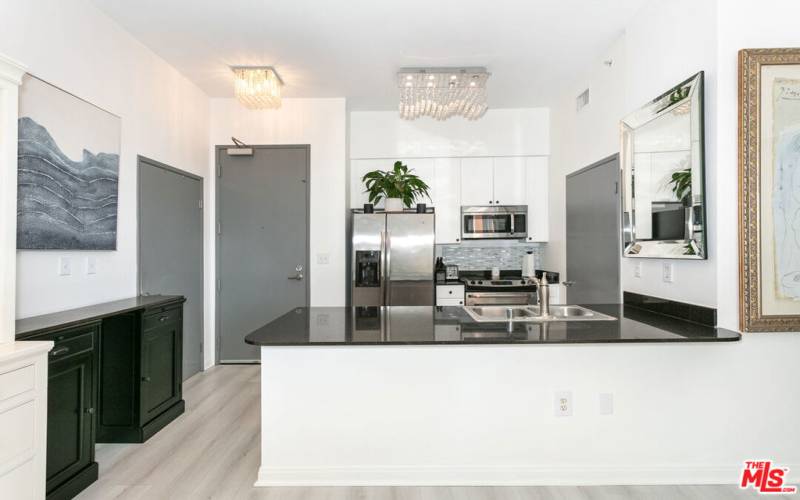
(461, 205, 527, 240)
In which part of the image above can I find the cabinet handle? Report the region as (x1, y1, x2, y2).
(142, 376, 152, 382)
(456, 238, 460, 242)
(459, 301, 463, 305)
(448, 290, 453, 294)
(85, 407, 95, 415)
(496, 200, 500, 204)
(159, 315, 168, 322)
(489, 200, 493, 204)
(50, 346, 70, 357)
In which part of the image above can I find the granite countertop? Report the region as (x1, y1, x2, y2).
(16, 295, 185, 339)
(244, 304, 741, 346)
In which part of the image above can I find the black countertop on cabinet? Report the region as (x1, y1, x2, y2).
(16, 295, 185, 339)
(244, 304, 741, 346)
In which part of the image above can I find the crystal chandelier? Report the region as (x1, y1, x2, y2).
(397, 68, 490, 121)
(232, 66, 283, 110)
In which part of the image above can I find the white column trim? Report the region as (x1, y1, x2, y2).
(0, 53, 26, 344)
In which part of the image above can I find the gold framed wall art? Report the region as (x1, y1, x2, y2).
(740, 48, 800, 332)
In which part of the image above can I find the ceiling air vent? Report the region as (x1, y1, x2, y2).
(576, 89, 590, 112)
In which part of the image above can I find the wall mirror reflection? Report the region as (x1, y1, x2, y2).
(621, 71, 707, 259)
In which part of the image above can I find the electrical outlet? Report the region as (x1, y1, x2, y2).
(599, 393, 614, 415)
(554, 391, 572, 417)
(634, 262, 642, 278)
(86, 256, 97, 275)
(58, 257, 72, 276)
(662, 262, 674, 283)
(317, 253, 330, 265)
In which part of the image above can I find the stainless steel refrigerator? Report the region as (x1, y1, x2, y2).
(351, 209, 435, 306)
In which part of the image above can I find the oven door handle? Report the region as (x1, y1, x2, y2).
(466, 292, 532, 298)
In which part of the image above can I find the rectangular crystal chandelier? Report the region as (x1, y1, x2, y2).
(397, 68, 490, 121)
(232, 66, 283, 109)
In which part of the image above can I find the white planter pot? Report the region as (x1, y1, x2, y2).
(384, 197, 405, 212)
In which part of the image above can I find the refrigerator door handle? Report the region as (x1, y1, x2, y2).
(385, 230, 392, 304)
(379, 230, 387, 305)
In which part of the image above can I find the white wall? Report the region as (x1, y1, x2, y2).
(548, 0, 718, 307)
(350, 108, 549, 159)
(260, 342, 800, 485)
(714, 0, 800, 330)
(208, 98, 347, 319)
(1, 0, 212, 329)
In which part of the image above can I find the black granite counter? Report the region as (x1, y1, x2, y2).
(16, 295, 184, 339)
(244, 304, 741, 346)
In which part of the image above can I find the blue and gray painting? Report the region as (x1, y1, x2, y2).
(17, 116, 119, 250)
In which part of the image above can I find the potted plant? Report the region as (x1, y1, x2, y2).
(667, 167, 692, 206)
(362, 161, 431, 212)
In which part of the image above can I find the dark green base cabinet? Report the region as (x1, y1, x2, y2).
(98, 302, 185, 443)
(41, 324, 100, 500)
(15, 295, 186, 500)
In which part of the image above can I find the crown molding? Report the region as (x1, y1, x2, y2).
(0, 53, 27, 86)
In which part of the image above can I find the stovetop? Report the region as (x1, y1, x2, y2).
(459, 270, 537, 291)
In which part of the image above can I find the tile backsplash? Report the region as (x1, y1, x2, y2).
(440, 244, 542, 271)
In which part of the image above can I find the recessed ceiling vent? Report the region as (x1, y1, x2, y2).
(576, 88, 590, 112)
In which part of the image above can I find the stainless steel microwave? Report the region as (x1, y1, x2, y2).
(461, 205, 527, 240)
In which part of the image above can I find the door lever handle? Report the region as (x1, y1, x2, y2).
(288, 265, 304, 281)
(562, 281, 575, 287)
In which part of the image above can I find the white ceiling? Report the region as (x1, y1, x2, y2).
(92, 0, 648, 109)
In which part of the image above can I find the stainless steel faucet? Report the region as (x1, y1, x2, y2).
(536, 274, 551, 317)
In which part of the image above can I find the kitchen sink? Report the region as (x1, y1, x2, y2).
(463, 305, 615, 322)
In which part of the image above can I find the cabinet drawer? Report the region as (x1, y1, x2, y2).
(29, 326, 96, 361)
(143, 307, 181, 330)
(49, 331, 94, 360)
(0, 365, 35, 403)
(437, 298, 465, 306)
(436, 285, 464, 299)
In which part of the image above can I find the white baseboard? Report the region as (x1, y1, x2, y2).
(255, 464, 794, 487)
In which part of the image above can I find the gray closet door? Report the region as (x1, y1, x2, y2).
(217, 146, 309, 363)
(566, 155, 621, 304)
(138, 157, 204, 380)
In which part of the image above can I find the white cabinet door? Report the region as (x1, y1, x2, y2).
(431, 158, 461, 244)
(524, 156, 549, 242)
(460, 157, 494, 206)
(402, 158, 436, 206)
(492, 157, 527, 205)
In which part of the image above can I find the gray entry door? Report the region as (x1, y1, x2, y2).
(138, 157, 204, 380)
(217, 145, 309, 362)
(566, 155, 621, 304)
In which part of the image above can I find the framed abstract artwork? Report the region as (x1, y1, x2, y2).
(739, 48, 800, 331)
(17, 75, 120, 250)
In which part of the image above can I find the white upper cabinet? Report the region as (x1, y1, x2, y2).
(431, 158, 461, 244)
(524, 156, 549, 242)
(460, 157, 494, 206)
(404, 158, 436, 206)
(492, 157, 527, 205)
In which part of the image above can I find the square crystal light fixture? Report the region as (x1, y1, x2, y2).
(232, 66, 283, 110)
(397, 67, 490, 121)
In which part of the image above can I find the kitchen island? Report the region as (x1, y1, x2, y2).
(246, 305, 740, 486)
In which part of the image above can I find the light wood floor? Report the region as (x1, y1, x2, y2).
(76, 365, 785, 500)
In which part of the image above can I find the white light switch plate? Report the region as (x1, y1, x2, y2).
(317, 253, 330, 265)
(58, 257, 71, 276)
(662, 263, 674, 283)
(554, 391, 572, 417)
(599, 393, 614, 415)
(86, 256, 97, 275)
(634, 262, 642, 278)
